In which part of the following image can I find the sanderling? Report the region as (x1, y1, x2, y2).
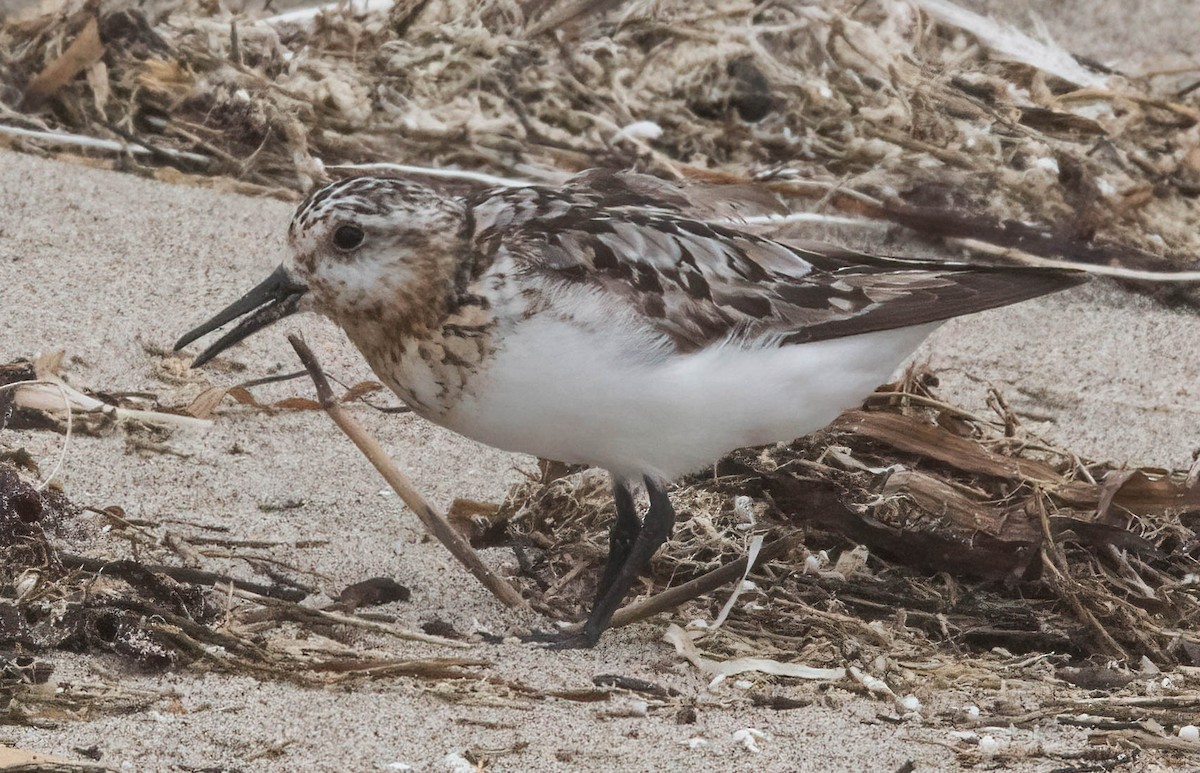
(175, 169, 1083, 647)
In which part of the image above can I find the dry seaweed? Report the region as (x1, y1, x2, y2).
(486, 369, 1200, 765)
(0, 455, 489, 730)
(4, 0, 1200, 292)
(1, 354, 394, 672)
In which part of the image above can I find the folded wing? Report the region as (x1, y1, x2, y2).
(466, 173, 1085, 351)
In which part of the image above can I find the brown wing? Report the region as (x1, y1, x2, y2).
(776, 257, 1085, 344)
(466, 181, 1085, 351)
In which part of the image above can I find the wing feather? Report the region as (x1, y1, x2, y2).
(465, 174, 1085, 351)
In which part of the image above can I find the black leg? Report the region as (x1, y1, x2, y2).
(560, 476, 675, 648)
(593, 478, 641, 605)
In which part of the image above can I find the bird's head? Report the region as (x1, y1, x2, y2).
(174, 176, 466, 366)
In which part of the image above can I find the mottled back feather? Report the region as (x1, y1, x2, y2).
(465, 171, 1084, 351)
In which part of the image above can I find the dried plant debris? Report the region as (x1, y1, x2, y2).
(0, 459, 485, 732)
(498, 366, 1200, 667)
(3, 0, 1200, 281)
(2, 353, 475, 711)
(1, 461, 225, 672)
(1, 356, 390, 446)
(1, 355, 211, 438)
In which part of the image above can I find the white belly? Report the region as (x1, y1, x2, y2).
(446, 316, 938, 482)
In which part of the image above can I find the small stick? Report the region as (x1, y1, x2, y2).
(0, 122, 212, 165)
(232, 588, 472, 648)
(57, 552, 308, 602)
(288, 335, 527, 610)
(608, 535, 799, 630)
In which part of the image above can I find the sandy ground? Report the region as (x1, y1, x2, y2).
(2, 148, 1198, 772)
(2, 5, 1200, 770)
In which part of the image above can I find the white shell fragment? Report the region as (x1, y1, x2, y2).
(732, 728, 768, 753)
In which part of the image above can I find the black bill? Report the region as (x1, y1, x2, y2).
(174, 264, 308, 368)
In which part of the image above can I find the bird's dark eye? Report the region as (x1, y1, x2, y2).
(332, 224, 365, 251)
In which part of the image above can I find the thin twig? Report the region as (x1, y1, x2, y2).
(950, 237, 1200, 282)
(731, 212, 893, 230)
(608, 535, 799, 630)
(232, 588, 473, 648)
(57, 552, 308, 602)
(0, 122, 212, 165)
(288, 335, 528, 610)
(1034, 496, 1129, 660)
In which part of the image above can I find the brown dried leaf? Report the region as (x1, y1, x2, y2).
(226, 386, 262, 407)
(1101, 468, 1200, 517)
(271, 397, 322, 411)
(185, 386, 228, 419)
(339, 380, 384, 402)
(20, 18, 105, 111)
(217, 386, 323, 412)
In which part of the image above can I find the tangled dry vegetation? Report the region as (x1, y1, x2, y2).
(4, 0, 1200, 284)
(1, 357, 495, 734)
